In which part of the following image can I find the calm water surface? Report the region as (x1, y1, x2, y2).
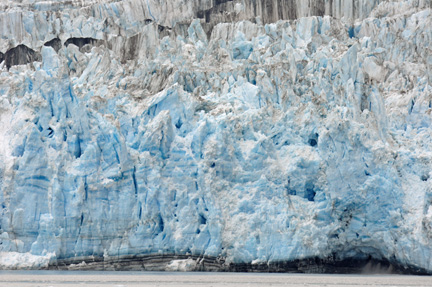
(0, 271, 431, 287)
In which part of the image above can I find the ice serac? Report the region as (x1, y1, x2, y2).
(0, 0, 386, 54)
(0, 0, 432, 274)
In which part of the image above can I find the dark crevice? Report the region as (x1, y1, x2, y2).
(198, 214, 207, 225)
(175, 118, 183, 129)
(44, 38, 62, 52)
(3, 44, 41, 69)
(156, 214, 164, 234)
(73, 135, 82, 158)
(305, 181, 316, 202)
(287, 188, 296, 196)
(348, 26, 355, 38)
(84, 178, 88, 201)
(308, 133, 319, 147)
(409, 99, 415, 114)
(360, 94, 369, 112)
(47, 127, 54, 138)
(64, 37, 104, 52)
(132, 166, 138, 195)
(308, 138, 317, 147)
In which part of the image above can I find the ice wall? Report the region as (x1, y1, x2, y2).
(0, 0, 432, 273)
(0, 0, 390, 53)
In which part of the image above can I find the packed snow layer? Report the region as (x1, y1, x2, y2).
(0, 0, 432, 272)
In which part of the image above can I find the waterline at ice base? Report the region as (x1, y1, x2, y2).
(0, 0, 431, 274)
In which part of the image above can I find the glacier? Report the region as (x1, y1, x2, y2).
(0, 0, 432, 274)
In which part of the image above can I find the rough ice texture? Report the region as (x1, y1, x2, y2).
(0, 0, 432, 273)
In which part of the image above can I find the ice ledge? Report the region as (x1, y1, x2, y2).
(0, 252, 55, 270)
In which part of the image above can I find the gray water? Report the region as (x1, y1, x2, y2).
(1, 271, 432, 287)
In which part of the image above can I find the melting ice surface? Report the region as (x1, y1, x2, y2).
(0, 0, 432, 273)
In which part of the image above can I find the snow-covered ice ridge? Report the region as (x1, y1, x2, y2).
(0, 0, 432, 273)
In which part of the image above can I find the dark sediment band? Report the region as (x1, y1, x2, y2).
(46, 254, 432, 275)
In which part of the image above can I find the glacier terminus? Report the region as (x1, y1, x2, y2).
(0, 0, 432, 274)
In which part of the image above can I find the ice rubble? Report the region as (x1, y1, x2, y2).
(0, 0, 431, 272)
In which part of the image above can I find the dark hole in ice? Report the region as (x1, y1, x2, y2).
(198, 214, 207, 225)
(196, 229, 201, 234)
(308, 133, 319, 147)
(409, 99, 415, 114)
(210, 162, 216, 168)
(37, 124, 43, 132)
(73, 136, 82, 159)
(64, 37, 103, 51)
(214, 0, 231, 5)
(348, 26, 355, 38)
(3, 44, 41, 69)
(421, 175, 429, 181)
(305, 186, 316, 202)
(365, 170, 371, 176)
(44, 38, 62, 52)
(157, 215, 164, 232)
(196, 10, 204, 18)
(47, 127, 54, 138)
(158, 25, 169, 33)
(308, 139, 317, 146)
(287, 188, 296, 196)
(175, 118, 183, 129)
(255, 235, 260, 244)
(304, 181, 316, 202)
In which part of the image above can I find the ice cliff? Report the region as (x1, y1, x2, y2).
(0, 0, 432, 273)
